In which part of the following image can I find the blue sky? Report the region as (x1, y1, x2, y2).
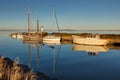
(0, 0, 120, 30)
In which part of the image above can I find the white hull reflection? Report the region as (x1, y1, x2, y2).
(73, 44, 109, 56)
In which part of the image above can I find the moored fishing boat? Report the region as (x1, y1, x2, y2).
(72, 34, 109, 46)
(43, 35, 61, 44)
(11, 34, 16, 38)
(23, 34, 42, 41)
(16, 33, 23, 40)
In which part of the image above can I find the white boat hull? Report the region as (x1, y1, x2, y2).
(43, 38, 61, 44)
(43, 35, 61, 44)
(11, 34, 16, 38)
(16, 35, 23, 39)
(72, 35, 109, 46)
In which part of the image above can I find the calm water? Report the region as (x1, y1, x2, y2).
(1, 31, 120, 80)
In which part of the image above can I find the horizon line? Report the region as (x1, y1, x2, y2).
(0, 29, 120, 31)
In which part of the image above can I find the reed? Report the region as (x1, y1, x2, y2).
(0, 57, 51, 80)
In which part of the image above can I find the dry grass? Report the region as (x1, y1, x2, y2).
(0, 57, 51, 80)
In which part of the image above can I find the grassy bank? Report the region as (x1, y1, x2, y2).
(53, 32, 120, 44)
(10, 32, 120, 45)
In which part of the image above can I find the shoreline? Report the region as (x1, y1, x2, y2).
(0, 56, 50, 80)
(10, 32, 120, 45)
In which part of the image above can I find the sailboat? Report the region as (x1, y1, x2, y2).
(43, 8, 61, 44)
(23, 7, 42, 41)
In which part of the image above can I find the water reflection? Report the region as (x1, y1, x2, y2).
(22, 39, 61, 79)
(27, 44, 31, 67)
(23, 40, 43, 47)
(72, 44, 109, 56)
(9, 33, 120, 80)
(23, 40, 43, 68)
(44, 43, 61, 80)
(10, 35, 60, 80)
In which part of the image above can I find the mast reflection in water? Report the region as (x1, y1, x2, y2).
(1, 31, 120, 80)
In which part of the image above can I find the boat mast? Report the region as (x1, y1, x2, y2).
(53, 8, 60, 35)
(28, 6, 30, 33)
(36, 10, 39, 33)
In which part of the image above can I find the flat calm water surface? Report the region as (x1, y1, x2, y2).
(0, 31, 120, 80)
